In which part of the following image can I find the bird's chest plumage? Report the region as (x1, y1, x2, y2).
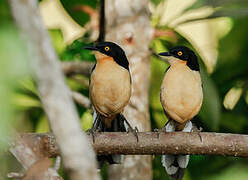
(160, 64, 203, 123)
(90, 60, 131, 117)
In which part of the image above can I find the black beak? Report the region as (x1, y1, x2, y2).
(84, 45, 98, 51)
(158, 52, 171, 56)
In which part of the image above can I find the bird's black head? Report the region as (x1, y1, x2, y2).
(159, 46, 199, 71)
(84, 42, 129, 70)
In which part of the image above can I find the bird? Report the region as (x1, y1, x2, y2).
(158, 46, 203, 180)
(84, 41, 137, 167)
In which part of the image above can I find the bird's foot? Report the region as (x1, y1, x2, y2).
(86, 128, 100, 143)
(192, 124, 203, 142)
(153, 128, 165, 139)
(121, 115, 139, 142)
(127, 126, 139, 142)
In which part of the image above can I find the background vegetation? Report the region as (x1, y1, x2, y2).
(1, 0, 248, 179)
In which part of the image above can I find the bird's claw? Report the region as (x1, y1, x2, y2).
(192, 125, 203, 142)
(127, 126, 139, 142)
(153, 128, 165, 139)
(86, 128, 99, 143)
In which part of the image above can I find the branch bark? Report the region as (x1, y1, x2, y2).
(9, 1, 100, 180)
(8, 135, 61, 180)
(61, 61, 94, 77)
(17, 132, 248, 157)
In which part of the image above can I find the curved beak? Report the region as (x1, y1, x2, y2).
(84, 45, 98, 51)
(158, 52, 171, 56)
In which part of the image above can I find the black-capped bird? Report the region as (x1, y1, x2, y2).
(158, 46, 203, 180)
(84, 41, 137, 167)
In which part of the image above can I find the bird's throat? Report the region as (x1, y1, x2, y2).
(94, 51, 114, 62)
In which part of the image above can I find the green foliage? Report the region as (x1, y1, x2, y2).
(183, 0, 248, 22)
(0, 22, 29, 150)
(61, 38, 96, 61)
(150, 0, 164, 6)
(199, 67, 221, 130)
(60, 0, 98, 26)
(49, 29, 66, 57)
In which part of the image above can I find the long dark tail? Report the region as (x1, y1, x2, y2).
(161, 120, 192, 180)
(93, 112, 126, 168)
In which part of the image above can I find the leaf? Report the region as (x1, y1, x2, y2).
(61, 39, 96, 61)
(223, 86, 243, 110)
(18, 77, 38, 95)
(49, 29, 66, 57)
(201, 164, 248, 180)
(185, 0, 248, 12)
(150, 0, 164, 6)
(220, 112, 247, 133)
(181, 7, 248, 23)
(245, 91, 248, 105)
(36, 115, 50, 133)
(199, 67, 221, 130)
(12, 93, 41, 110)
(60, 0, 98, 27)
(81, 110, 93, 131)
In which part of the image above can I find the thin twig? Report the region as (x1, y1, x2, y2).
(71, 91, 91, 109)
(61, 61, 94, 77)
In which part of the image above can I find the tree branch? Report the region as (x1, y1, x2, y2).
(71, 91, 91, 109)
(9, 0, 100, 180)
(61, 61, 94, 77)
(17, 132, 248, 158)
(8, 135, 62, 180)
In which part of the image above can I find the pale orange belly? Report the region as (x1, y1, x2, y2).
(160, 64, 203, 124)
(90, 61, 131, 117)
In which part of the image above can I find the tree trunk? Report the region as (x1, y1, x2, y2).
(105, 0, 154, 179)
(9, 1, 100, 179)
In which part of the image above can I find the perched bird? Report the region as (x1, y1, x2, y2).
(158, 46, 203, 180)
(84, 41, 137, 167)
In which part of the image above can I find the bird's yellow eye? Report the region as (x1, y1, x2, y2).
(178, 51, 183, 56)
(105, 46, 110, 51)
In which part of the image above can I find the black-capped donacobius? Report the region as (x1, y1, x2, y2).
(158, 46, 203, 180)
(84, 41, 138, 167)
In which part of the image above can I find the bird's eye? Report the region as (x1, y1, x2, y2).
(105, 46, 110, 51)
(177, 51, 183, 56)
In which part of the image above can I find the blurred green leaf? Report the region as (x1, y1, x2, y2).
(36, 115, 50, 133)
(49, 29, 66, 57)
(12, 93, 41, 110)
(220, 112, 247, 133)
(0, 22, 29, 150)
(199, 67, 221, 130)
(201, 164, 248, 180)
(81, 109, 93, 131)
(180, 0, 248, 25)
(60, 0, 98, 27)
(61, 38, 96, 61)
(150, 0, 165, 6)
(18, 77, 38, 95)
(185, 0, 248, 11)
